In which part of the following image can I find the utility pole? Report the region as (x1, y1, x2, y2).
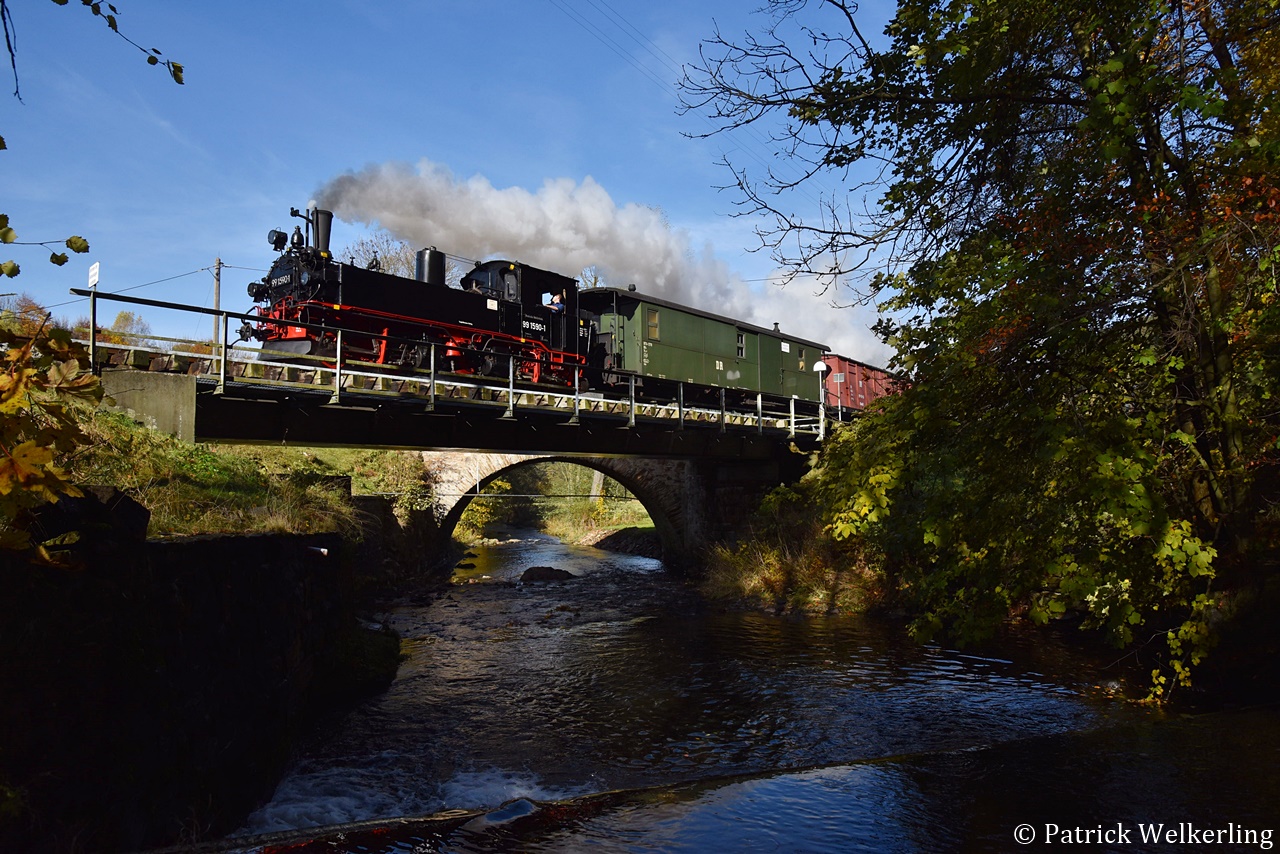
(212, 257, 222, 348)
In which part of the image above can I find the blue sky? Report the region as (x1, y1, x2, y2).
(5, 0, 895, 363)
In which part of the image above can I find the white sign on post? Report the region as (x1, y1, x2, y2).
(88, 262, 100, 289)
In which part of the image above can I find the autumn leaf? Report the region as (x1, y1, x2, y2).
(0, 366, 38, 414)
(0, 440, 56, 495)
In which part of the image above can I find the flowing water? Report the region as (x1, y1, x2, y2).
(222, 531, 1280, 852)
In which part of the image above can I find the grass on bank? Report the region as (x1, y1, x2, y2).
(699, 485, 887, 616)
(539, 496, 652, 544)
(64, 411, 432, 539)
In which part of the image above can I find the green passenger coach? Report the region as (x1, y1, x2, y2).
(578, 288, 828, 402)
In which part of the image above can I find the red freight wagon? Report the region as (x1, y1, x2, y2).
(819, 354, 896, 418)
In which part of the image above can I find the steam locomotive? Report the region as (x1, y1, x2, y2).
(244, 207, 828, 404)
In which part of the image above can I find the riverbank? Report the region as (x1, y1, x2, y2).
(575, 525, 663, 559)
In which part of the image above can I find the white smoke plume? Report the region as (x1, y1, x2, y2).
(316, 159, 891, 364)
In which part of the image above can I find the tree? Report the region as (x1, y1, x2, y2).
(98, 310, 153, 346)
(0, 292, 56, 336)
(335, 232, 464, 286)
(579, 265, 608, 288)
(1, 0, 182, 279)
(683, 0, 1280, 695)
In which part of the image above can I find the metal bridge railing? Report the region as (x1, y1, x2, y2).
(70, 288, 827, 440)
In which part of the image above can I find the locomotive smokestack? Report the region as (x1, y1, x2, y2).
(415, 247, 446, 286)
(313, 209, 333, 255)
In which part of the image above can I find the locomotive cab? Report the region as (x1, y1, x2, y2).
(460, 259, 584, 353)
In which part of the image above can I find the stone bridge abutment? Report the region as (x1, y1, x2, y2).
(424, 451, 805, 566)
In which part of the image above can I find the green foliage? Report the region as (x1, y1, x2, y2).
(43, 0, 183, 84)
(455, 478, 512, 540)
(202, 445, 441, 531)
(702, 483, 885, 615)
(446, 462, 652, 544)
(540, 496, 651, 544)
(0, 778, 23, 825)
(515, 462, 650, 543)
(222, 446, 434, 497)
(686, 0, 1280, 698)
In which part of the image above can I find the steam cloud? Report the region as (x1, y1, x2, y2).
(316, 159, 889, 364)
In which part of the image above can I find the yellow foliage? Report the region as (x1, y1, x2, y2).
(0, 316, 102, 550)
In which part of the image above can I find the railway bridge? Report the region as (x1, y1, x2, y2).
(82, 290, 825, 562)
(423, 452, 798, 562)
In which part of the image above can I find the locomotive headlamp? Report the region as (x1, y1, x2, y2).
(268, 229, 288, 251)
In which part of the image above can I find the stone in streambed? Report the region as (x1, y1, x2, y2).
(521, 566, 577, 582)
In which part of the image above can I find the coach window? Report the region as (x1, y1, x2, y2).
(646, 308, 660, 340)
(736, 332, 745, 358)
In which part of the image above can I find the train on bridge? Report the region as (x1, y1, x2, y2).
(243, 207, 828, 410)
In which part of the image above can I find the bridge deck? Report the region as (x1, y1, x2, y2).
(91, 339, 825, 436)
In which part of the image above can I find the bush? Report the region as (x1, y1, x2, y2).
(700, 485, 887, 615)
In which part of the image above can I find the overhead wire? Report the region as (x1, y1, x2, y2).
(543, 0, 675, 94)
(41, 266, 214, 311)
(543, 0, 842, 215)
(587, 0, 684, 74)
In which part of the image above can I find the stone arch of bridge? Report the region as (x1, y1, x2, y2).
(431, 454, 694, 561)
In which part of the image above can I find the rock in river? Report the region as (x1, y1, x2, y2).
(521, 566, 578, 582)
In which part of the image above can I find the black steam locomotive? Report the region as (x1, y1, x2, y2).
(244, 207, 827, 403)
(244, 207, 592, 386)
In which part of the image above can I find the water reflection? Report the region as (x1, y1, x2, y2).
(225, 532, 1278, 852)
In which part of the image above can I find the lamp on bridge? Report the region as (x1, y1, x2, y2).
(813, 360, 829, 410)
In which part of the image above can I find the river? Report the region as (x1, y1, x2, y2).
(220, 531, 1280, 852)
